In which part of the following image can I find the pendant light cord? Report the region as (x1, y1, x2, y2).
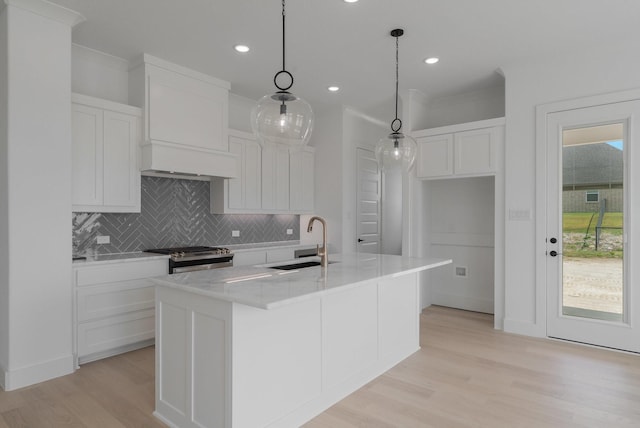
(282, 0, 286, 71)
(394, 34, 399, 123)
(389, 29, 404, 133)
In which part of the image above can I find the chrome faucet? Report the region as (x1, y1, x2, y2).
(307, 216, 328, 268)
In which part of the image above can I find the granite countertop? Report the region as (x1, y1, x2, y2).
(152, 253, 452, 310)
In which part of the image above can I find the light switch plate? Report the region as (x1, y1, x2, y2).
(232, 230, 240, 237)
(286, 229, 293, 235)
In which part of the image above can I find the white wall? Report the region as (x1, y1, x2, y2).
(229, 93, 255, 133)
(381, 169, 402, 255)
(409, 84, 505, 131)
(1, 1, 83, 390)
(0, 4, 9, 379)
(72, 44, 128, 104)
(501, 42, 640, 337)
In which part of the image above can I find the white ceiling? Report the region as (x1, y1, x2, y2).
(49, 0, 640, 120)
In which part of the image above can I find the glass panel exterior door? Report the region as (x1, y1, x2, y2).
(546, 100, 640, 353)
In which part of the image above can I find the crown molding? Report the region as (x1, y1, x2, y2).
(4, 0, 85, 27)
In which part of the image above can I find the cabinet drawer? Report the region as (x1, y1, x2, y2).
(233, 250, 267, 267)
(77, 309, 155, 359)
(75, 258, 167, 287)
(266, 248, 295, 263)
(77, 280, 155, 322)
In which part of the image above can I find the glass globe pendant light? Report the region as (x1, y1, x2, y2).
(374, 28, 417, 172)
(252, 0, 314, 147)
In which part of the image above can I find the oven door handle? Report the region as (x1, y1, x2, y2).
(171, 260, 233, 274)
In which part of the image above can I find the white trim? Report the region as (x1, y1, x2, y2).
(535, 87, 640, 342)
(129, 53, 231, 90)
(2, 354, 75, 391)
(4, 0, 85, 27)
(412, 117, 506, 138)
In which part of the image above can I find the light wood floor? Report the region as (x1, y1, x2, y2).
(1, 306, 638, 427)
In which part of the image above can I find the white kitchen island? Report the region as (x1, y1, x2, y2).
(152, 253, 451, 428)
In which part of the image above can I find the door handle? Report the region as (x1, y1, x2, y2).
(357, 238, 364, 243)
(549, 237, 557, 244)
(549, 250, 560, 257)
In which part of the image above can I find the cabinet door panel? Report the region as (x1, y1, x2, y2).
(416, 134, 453, 178)
(77, 280, 155, 322)
(72, 104, 103, 206)
(103, 111, 139, 208)
(290, 149, 314, 212)
(227, 140, 243, 209)
(454, 127, 496, 175)
(262, 144, 290, 211)
(323, 283, 377, 388)
(244, 140, 262, 210)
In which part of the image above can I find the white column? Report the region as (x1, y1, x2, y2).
(0, 0, 84, 390)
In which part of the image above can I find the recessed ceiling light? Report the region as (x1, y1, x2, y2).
(344, 0, 359, 3)
(234, 44, 250, 53)
(327, 86, 340, 92)
(425, 57, 439, 65)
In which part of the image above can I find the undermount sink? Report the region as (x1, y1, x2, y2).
(269, 260, 334, 270)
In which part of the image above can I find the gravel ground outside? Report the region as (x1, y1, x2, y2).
(562, 257, 623, 314)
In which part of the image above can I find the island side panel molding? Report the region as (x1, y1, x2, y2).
(378, 274, 420, 361)
(323, 284, 378, 389)
(232, 299, 322, 428)
(155, 287, 232, 428)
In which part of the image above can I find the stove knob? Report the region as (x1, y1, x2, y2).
(179, 252, 186, 257)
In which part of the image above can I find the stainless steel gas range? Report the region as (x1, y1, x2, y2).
(144, 246, 233, 274)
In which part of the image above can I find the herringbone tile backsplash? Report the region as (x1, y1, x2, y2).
(73, 176, 300, 255)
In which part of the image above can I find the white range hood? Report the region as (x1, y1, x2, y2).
(130, 54, 238, 179)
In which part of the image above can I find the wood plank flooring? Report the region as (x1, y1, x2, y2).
(305, 306, 640, 427)
(0, 306, 638, 427)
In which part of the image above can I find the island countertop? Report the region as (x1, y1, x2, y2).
(151, 252, 452, 309)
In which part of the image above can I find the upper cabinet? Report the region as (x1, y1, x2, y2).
(72, 93, 141, 213)
(128, 54, 238, 178)
(414, 118, 505, 180)
(211, 130, 315, 214)
(289, 147, 315, 213)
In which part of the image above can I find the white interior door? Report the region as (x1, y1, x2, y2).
(545, 100, 640, 352)
(356, 148, 381, 253)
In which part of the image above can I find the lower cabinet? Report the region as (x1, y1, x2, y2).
(73, 258, 168, 364)
(233, 247, 296, 267)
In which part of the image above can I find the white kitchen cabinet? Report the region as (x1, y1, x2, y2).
(73, 257, 167, 364)
(290, 147, 316, 213)
(414, 118, 504, 180)
(233, 247, 296, 267)
(210, 131, 261, 213)
(211, 130, 316, 214)
(72, 93, 141, 212)
(262, 142, 291, 211)
(232, 250, 267, 267)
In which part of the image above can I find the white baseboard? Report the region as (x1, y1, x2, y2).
(431, 291, 494, 314)
(503, 318, 545, 338)
(2, 354, 75, 391)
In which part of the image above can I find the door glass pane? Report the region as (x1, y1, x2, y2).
(562, 123, 624, 322)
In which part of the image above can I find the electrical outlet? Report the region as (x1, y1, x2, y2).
(286, 229, 293, 235)
(232, 230, 240, 238)
(455, 266, 468, 277)
(97, 235, 110, 245)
